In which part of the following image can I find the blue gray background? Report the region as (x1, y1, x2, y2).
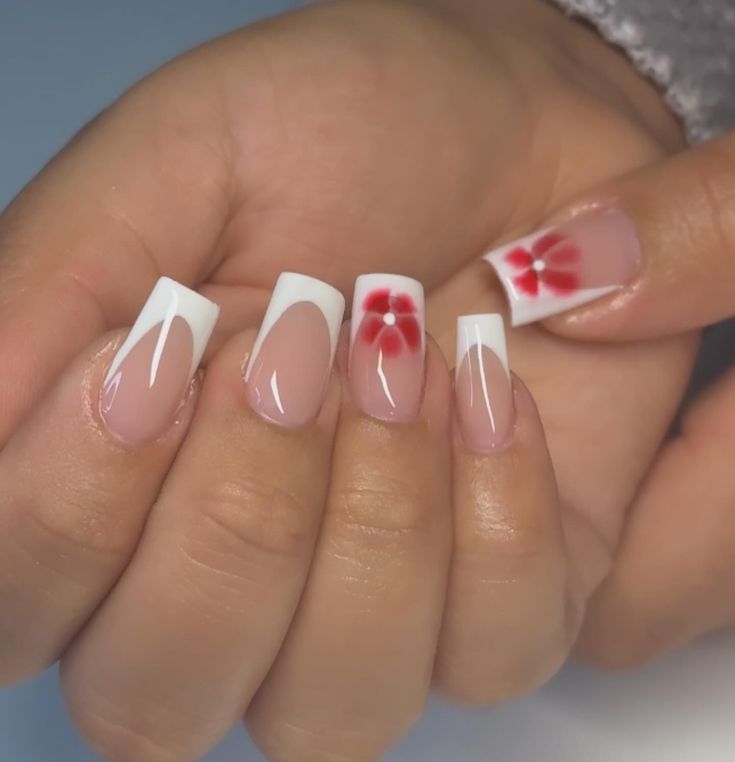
(1, 2, 734, 760)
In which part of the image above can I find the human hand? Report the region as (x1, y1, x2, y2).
(500, 124, 735, 668)
(67, 274, 574, 760)
(0, 0, 696, 758)
(9, 267, 569, 761)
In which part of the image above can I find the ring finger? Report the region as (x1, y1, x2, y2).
(435, 314, 579, 703)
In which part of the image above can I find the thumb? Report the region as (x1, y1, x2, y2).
(483, 130, 735, 340)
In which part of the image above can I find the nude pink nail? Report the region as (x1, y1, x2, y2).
(455, 314, 513, 452)
(349, 274, 426, 423)
(484, 208, 641, 326)
(101, 278, 219, 444)
(244, 273, 345, 428)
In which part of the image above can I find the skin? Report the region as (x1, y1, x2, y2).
(538, 128, 735, 667)
(0, 0, 706, 758)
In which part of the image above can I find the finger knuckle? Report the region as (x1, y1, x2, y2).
(250, 711, 414, 762)
(71, 703, 178, 762)
(436, 637, 567, 707)
(462, 517, 554, 584)
(16, 486, 132, 566)
(191, 476, 312, 563)
(329, 477, 432, 550)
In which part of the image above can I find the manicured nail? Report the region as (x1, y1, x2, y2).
(349, 274, 425, 423)
(455, 314, 513, 452)
(101, 277, 219, 444)
(244, 272, 345, 427)
(483, 208, 640, 326)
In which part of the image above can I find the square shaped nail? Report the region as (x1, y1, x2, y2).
(483, 208, 640, 326)
(245, 272, 345, 428)
(349, 273, 425, 423)
(101, 277, 220, 444)
(455, 314, 513, 452)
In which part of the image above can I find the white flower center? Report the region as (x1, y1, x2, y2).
(532, 260, 546, 272)
(383, 312, 397, 326)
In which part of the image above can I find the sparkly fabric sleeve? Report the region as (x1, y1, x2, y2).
(545, 0, 735, 143)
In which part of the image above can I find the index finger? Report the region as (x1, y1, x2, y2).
(0, 41, 250, 446)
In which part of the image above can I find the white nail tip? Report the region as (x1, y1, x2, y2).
(483, 231, 616, 327)
(244, 272, 346, 382)
(456, 314, 509, 378)
(104, 277, 220, 385)
(350, 273, 426, 350)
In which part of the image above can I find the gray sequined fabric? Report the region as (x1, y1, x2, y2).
(546, 0, 735, 143)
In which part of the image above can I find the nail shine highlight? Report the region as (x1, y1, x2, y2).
(101, 277, 219, 444)
(348, 274, 426, 423)
(244, 273, 345, 428)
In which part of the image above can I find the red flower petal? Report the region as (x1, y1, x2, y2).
(541, 269, 579, 294)
(363, 289, 392, 314)
(359, 315, 385, 344)
(532, 232, 566, 257)
(513, 269, 540, 296)
(390, 293, 417, 315)
(505, 247, 534, 270)
(396, 314, 422, 351)
(545, 243, 580, 267)
(378, 328, 403, 357)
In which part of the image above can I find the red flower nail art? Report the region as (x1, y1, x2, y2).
(359, 289, 422, 357)
(504, 232, 581, 297)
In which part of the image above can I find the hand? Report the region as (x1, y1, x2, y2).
(10, 267, 570, 761)
(0, 0, 694, 758)
(504, 124, 735, 668)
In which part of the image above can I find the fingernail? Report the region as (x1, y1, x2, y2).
(244, 272, 345, 427)
(455, 314, 513, 452)
(349, 274, 425, 423)
(483, 208, 640, 326)
(101, 277, 219, 444)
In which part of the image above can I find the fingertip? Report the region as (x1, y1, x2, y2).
(203, 325, 342, 434)
(337, 318, 451, 431)
(538, 281, 645, 341)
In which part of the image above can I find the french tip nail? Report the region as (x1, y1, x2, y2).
(101, 277, 219, 445)
(455, 313, 514, 452)
(245, 272, 345, 428)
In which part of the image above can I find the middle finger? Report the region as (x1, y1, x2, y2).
(248, 274, 453, 762)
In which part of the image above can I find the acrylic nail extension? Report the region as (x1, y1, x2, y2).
(101, 277, 220, 444)
(244, 272, 345, 427)
(455, 314, 513, 452)
(483, 208, 641, 326)
(349, 273, 426, 423)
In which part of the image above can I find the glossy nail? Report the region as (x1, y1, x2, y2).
(244, 272, 345, 427)
(483, 208, 641, 326)
(455, 314, 513, 451)
(349, 273, 425, 423)
(101, 277, 219, 444)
